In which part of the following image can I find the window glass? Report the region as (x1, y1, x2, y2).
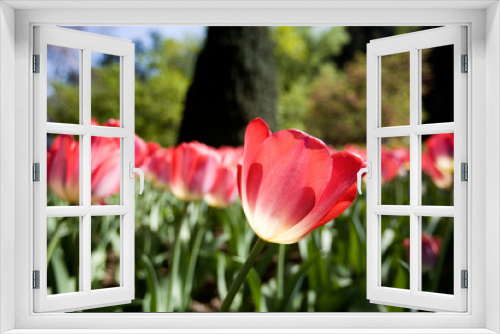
(47, 45, 80, 124)
(47, 216, 80, 295)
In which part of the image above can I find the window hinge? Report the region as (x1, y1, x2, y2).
(461, 270, 468, 289)
(461, 54, 468, 73)
(33, 163, 40, 182)
(33, 54, 40, 73)
(461, 162, 468, 181)
(33, 270, 40, 289)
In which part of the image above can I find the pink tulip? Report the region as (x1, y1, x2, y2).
(47, 135, 80, 204)
(102, 119, 151, 169)
(237, 118, 364, 244)
(422, 133, 454, 189)
(47, 133, 121, 204)
(140, 142, 161, 175)
(403, 233, 441, 269)
(169, 142, 219, 201)
(204, 147, 244, 208)
(147, 147, 174, 190)
(392, 147, 410, 172)
(90, 135, 121, 203)
(381, 147, 401, 183)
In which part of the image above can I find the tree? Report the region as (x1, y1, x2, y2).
(177, 27, 277, 147)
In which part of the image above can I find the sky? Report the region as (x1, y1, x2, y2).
(64, 26, 207, 48)
(47, 26, 207, 93)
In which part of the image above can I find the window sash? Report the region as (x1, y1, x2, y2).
(366, 26, 468, 312)
(33, 25, 136, 313)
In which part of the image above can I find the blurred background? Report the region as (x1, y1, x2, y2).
(45, 26, 455, 312)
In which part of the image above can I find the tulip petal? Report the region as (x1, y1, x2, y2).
(275, 151, 363, 243)
(315, 182, 358, 226)
(240, 119, 271, 222)
(189, 153, 218, 197)
(243, 118, 271, 169)
(247, 129, 332, 241)
(48, 135, 80, 204)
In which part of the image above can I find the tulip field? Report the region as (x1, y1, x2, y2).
(46, 118, 454, 312)
(44, 26, 455, 312)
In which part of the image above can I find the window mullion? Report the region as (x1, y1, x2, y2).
(409, 47, 420, 294)
(82, 47, 92, 294)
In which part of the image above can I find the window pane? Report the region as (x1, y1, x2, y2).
(91, 215, 121, 290)
(47, 45, 80, 124)
(421, 133, 454, 206)
(381, 215, 410, 290)
(47, 216, 80, 295)
(91, 136, 121, 205)
(381, 52, 410, 127)
(421, 45, 454, 124)
(381, 137, 410, 205)
(91, 52, 120, 124)
(421, 216, 454, 295)
(47, 133, 80, 206)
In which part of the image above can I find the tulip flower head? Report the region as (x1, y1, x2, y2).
(90, 135, 121, 203)
(403, 233, 441, 270)
(47, 135, 80, 204)
(422, 133, 454, 189)
(47, 132, 121, 204)
(237, 118, 364, 244)
(204, 146, 244, 208)
(169, 142, 219, 201)
(147, 147, 174, 190)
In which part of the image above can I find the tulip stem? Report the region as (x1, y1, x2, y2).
(220, 237, 267, 312)
(277, 244, 285, 303)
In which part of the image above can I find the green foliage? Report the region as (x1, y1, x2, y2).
(47, 34, 200, 147)
(272, 26, 351, 133)
(135, 37, 200, 146)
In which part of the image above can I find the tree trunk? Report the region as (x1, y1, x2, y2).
(177, 27, 277, 147)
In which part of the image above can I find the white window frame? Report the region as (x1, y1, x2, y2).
(366, 26, 468, 312)
(33, 26, 136, 313)
(0, 1, 499, 333)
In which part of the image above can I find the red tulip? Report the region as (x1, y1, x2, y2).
(147, 147, 174, 190)
(102, 119, 152, 169)
(392, 147, 410, 172)
(403, 233, 441, 270)
(204, 147, 243, 208)
(90, 135, 121, 203)
(170, 142, 219, 201)
(47, 133, 121, 204)
(140, 142, 161, 175)
(47, 135, 80, 204)
(422, 133, 454, 189)
(237, 118, 364, 244)
(381, 146, 401, 183)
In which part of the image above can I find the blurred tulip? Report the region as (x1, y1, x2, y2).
(140, 142, 161, 174)
(90, 135, 121, 203)
(135, 136, 149, 168)
(47, 133, 121, 204)
(204, 147, 243, 208)
(147, 147, 174, 190)
(380, 146, 400, 183)
(102, 118, 152, 170)
(422, 133, 454, 189)
(47, 135, 80, 204)
(170, 142, 219, 201)
(392, 147, 410, 172)
(403, 233, 441, 270)
(237, 118, 364, 244)
(343, 144, 366, 162)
